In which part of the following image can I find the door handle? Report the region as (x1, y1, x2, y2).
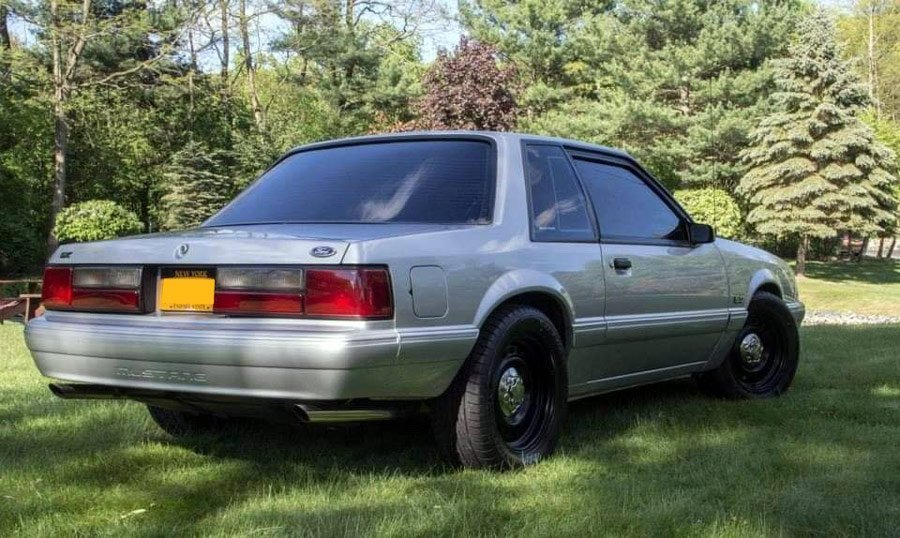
(611, 257, 632, 270)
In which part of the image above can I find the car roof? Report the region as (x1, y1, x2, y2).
(285, 131, 633, 160)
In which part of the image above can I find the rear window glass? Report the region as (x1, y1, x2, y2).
(205, 140, 495, 226)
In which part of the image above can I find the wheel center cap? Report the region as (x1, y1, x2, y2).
(740, 333, 765, 364)
(498, 366, 526, 418)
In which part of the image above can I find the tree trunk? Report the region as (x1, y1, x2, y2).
(877, 236, 886, 258)
(188, 28, 197, 136)
(0, 4, 11, 80)
(867, 6, 881, 118)
(239, 0, 264, 131)
(887, 237, 897, 259)
(219, 0, 230, 93)
(0, 5, 11, 50)
(858, 236, 870, 262)
(47, 0, 68, 252)
(796, 234, 809, 276)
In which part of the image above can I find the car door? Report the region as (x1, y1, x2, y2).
(520, 143, 607, 386)
(569, 151, 729, 379)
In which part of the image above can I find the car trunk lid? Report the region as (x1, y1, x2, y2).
(48, 225, 352, 266)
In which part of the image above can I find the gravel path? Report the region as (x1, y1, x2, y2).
(803, 310, 900, 326)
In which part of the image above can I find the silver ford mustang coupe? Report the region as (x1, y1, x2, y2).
(25, 132, 804, 469)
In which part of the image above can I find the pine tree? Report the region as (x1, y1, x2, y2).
(464, 0, 805, 190)
(739, 10, 898, 275)
(161, 141, 235, 231)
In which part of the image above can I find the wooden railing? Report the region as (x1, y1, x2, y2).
(0, 279, 42, 322)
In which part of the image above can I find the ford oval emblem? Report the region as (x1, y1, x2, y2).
(174, 243, 190, 260)
(310, 246, 336, 258)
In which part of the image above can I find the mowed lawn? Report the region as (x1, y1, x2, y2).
(1, 323, 899, 536)
(796, 260, 900, 316)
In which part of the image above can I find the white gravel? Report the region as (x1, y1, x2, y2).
(803, 310, 900, 326)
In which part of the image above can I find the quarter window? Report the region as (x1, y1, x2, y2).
(572, 159, 686, 242)
(525, 145, 594, 242)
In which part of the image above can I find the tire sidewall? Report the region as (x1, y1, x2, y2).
(484, 312, 567, 466)
(724, 293, 800, 398)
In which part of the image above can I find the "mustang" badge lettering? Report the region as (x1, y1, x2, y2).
(115, 367, 208, 384)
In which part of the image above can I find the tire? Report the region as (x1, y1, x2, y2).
(431, 304, 568, 469)
(696, 291, 800, 399)
(146, 405, 226, 437)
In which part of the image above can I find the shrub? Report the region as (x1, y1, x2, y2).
(53, 200, 143, 243)
(674, 188, 743, 239)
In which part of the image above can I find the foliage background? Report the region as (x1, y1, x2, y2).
(0, 0, 898, 275)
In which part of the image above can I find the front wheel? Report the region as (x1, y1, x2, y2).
(696, 291, 800, 398)
(431, 305, 568, 469)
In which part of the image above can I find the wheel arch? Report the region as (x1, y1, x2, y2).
(744, 269, 783, 307)
(473, 270, 575, 352)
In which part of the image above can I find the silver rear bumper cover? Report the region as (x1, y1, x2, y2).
(25, 314, 477, 401)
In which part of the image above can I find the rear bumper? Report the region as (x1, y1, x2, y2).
(24, 313, 477, 401)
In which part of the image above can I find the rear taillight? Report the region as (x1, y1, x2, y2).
(42, 266, 142, 313)
(212, 266, 393, 319)
(306, 268, 393, 319)
(41, 267, 73, 309)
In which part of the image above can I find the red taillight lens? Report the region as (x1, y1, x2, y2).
(211, 266, 393, 319)
(42, 267, 73, 309)
(306, 268, 393, 319)
(42, 266, 142, 313)
(214, 291, 304, 315)
(71, 289, 140, 311)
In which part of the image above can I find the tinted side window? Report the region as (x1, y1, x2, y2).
(572, 159, 685, 241)
(525, 145, 594, 242)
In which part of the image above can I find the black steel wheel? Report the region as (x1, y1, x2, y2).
(696, 291, 799, 399)
(431, 304, 567, 469)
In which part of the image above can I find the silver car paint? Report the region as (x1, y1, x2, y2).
(25, 131, 804, 404)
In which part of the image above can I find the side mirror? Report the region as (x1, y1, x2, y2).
(689, 223, 715, 244)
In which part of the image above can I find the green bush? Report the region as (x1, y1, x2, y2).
(53, 200, 143, 243)
(674, 188, 743, 239)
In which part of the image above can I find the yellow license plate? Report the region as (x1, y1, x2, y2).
(159, 268, 215, 312)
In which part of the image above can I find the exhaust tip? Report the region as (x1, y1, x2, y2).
(293, 404, 312, 423)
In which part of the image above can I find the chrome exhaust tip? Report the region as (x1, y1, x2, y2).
(293, 404, 403, 423)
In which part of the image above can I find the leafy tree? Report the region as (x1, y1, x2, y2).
(415, 38, 517, 131)
(160, 141, 235, 230)
(738, 10, 898, 275)
(53, 199, 142, 243)
(837, 0, 900, 121)
(13, 0, 195, 251)
(464, 0, 805, 190)
(674, 188, 743, 239)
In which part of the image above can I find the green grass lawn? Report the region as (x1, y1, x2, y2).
(2, 323, 899, 536)
(796, 260, 900, 316)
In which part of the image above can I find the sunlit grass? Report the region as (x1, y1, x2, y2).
(796, 260, 900, 316)
(2, 322, 899, 536)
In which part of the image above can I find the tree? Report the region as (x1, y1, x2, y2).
(838, 1, 900, 120)
(738, 10, 898, 275)
(674, 188, 743, 239)
(14, 0, 196, 251)
(415, 37, 517, 131)
(463, 0, 805, 191)
(161, 141, 235, 230)
(53, 199, 142, 242)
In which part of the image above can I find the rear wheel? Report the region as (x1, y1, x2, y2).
(431, 305, 567, 469)
(696, 291, 799, 398)
(147, 405, 226, 437)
